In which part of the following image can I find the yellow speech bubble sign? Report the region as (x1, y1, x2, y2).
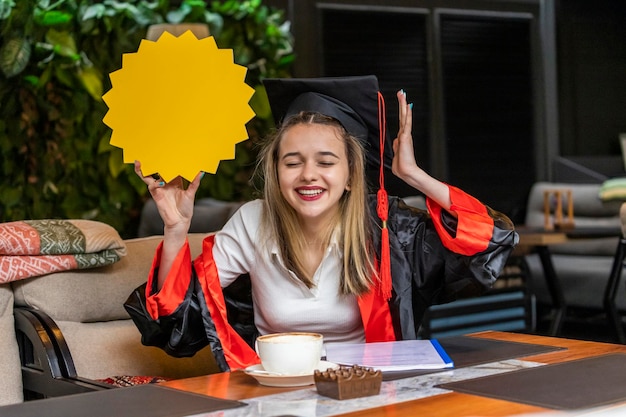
(102, 31, 255, 182)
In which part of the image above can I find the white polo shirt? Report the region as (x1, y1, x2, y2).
(212, 199, 365, 344)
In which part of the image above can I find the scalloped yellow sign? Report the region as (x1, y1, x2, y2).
(102, 31, 255, 182)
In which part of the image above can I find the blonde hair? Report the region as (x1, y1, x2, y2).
(255, 111, 376, 295)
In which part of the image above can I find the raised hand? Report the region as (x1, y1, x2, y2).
(135, 161, 204, 288)
(391, 89, 418, 181)
(134, 160, 203, 235)
(390, 90, 452, 211)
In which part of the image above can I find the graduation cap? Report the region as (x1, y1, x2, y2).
(263, 75, 394, 300)
(262, 75, 393, 182)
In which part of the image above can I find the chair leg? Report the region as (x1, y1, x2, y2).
(603, 238, 626, 344)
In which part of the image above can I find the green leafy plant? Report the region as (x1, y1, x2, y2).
(0, 0, 294, 237)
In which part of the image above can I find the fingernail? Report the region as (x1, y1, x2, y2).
(409, 103, 414, 109)
(158, 181, 165, 187)
(200, 172, 205, 179)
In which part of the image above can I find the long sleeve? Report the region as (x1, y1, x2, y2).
(123, 239, 214, 361)
(124, 235, 259, 372)
(369, 188, 518, 340)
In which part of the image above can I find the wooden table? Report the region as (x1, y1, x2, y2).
(161, 331, 626, 417)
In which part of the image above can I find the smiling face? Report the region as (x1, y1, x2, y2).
(277, 123, 351, 228)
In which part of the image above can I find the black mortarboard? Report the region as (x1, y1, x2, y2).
(262, 75, 393, 185)
(263, 75, 395, 300)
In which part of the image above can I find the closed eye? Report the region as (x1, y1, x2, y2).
(317, 151, 340, 167)
(281, 151, 340, 167)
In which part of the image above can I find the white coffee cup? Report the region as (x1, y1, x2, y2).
(256, 332, 323, 375)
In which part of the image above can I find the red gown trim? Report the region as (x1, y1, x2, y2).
(145, 241, 193, 319)
(194, 235, 260, 370)
(145, 237, 260, 370)
(357, 279, 397, 342)
(426, 185, 493, 256)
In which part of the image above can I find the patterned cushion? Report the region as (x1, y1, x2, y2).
(0, 220, 126, 283)
(599, 177, 626, 201)
(98, 375, 171, 387)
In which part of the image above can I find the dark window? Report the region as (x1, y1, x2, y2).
(321, 9, 429, 196)
(441, 15, 534, 218)
(319, 7, 536, 222)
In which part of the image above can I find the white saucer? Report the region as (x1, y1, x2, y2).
(244, 361, 339, 387)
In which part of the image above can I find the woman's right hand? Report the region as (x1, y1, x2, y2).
(134, 160, 203, 236)
(135, 161, 204, 289)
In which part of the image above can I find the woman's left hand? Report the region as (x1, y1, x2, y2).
(391, 90, 453, 210)
(391, 90, 419, 181)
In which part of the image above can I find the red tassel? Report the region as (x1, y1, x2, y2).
(379, 225, 392, 300)
(377, 188, 391, 300)
(376, 92, 392, 300)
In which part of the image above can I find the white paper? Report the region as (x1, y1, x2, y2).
(324, 339, 454, 371)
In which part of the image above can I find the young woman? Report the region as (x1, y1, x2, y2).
(126, 77, 518, 372)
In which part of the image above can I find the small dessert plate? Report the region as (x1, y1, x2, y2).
(244, 361, 339, 387)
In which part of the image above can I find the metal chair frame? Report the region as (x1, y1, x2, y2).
(14, 307, 111, 400)
(604, 236, 626, 344)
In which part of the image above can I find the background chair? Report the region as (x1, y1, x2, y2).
(523, 181, 624, 340)
(138, 198, 243, 237)
(603, 202, 626, 343)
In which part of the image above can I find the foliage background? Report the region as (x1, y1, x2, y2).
(0, 0, 294, 237)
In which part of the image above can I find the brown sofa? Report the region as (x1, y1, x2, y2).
(0, 284, 22, 405)
(1, 233, 219, 405)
